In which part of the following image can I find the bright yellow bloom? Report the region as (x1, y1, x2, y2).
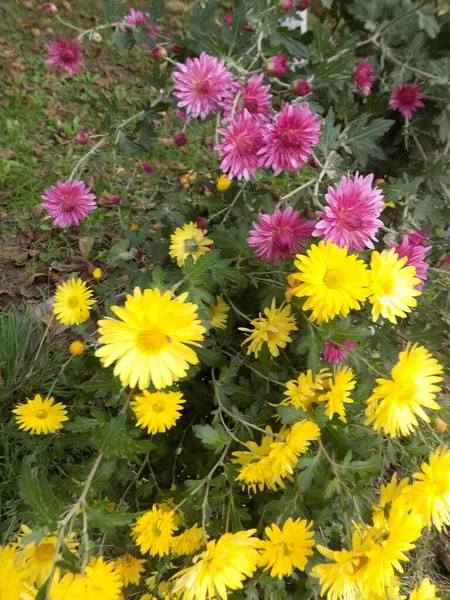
(92, 268, 102, 279)
(69, 340, 84, 355)
(259, 518, 315, 579)
(132, 506, 178, 556)
(172, 530, 260, 600)
(139, 595, 155, 600)
(95, 288, 206, 390)
(292, 241, 369, 324)
(409, 578, 441, 600)
(367, 249, 421, 323)
(240, 299, 297, 358)
(114, 555, 145, 586)
(371, 473, 411, 530)
(72, 557, 123, 600)
(365, 343, 443, 437)
(53, 278, 95, 326)
(0, 544, 34, 600)
(49, 573, 81, 600)
(231, 428, 275, 493)
(156, 498, 185, 527)
(169, 222, 213, 267)
(281, 368, 330, 411)
(13, 394, 68, 435)
(216, 174, 232, 192)
(319, 366, 356, 423)
(131, 390, 185, 434)
(180, 170, 197, 188)
(171, 524, 205, 556)
(209, 295, 230, 330)
(284, 274, 298, 303)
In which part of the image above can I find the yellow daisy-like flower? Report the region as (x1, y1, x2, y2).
(371, 474, 411, 531)
(240, 299, 297, 359)
(319, 366, 356, 423)
(367, 249, 421, 323)
(209, 295, 230, 330)
(95, 288, 206, 390)
(365, 343, 443, 437)
(73, 557, 123, 600)
(114, 555, 146, 587)
(409, 578, 441, 600)
(49, 573, 81, 600)
(52, 278, 95, 326)
(284, 274, 298, 303)
(156, 498, 185, 527)
(281, 368, 331, 411)
(13, 394, 68, 435)
(131, 390, 185, 435)
(132, 506, 178, 556)
(259, 518, 315, 579)
(169, 222, 213, 267)
(171, 524, 205, 556)
(232, 428, 276, 493)
(0, 544, 33, 600)
(216, 174, 232, 192)
(172, 530, 260, 600)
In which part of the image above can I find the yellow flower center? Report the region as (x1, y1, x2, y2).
(123, 555, 134, 566)
(184, 239, 199, 252)
(380, 274, 395, 295)
(282, 543, 293, 556)
(152, 400, 166, 413)
(36, 409, 48, 419)
(35, 542, 56, 562)
(324, 268, 345, 289)
(68, 296, 79, 308)
(266, 328, 279, 341)
(152, 524, 163, 537)
(136, 327, 168, 353)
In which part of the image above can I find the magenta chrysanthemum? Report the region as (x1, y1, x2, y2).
(122, 8, 160, 37)
(390, 234, 430, 290)
(353, 59, 375, 96)
(389, 82, 425, 119)
(40, 180, 96, 228)
(258, 103, 321, 176)
(247, 206, 315, 265)
(44, 38, 84, 76)
(313, 172, 384, 251)
(215, 110, 266, 181)
(173, 52, 234, 120)
(223, 74, 273, 122)
(323, 339, 356, 364)
(407, 229, 429, 246)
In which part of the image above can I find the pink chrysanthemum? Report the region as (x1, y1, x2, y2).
(389, 82, 425, 119)
(247, 206, 315, 265)
(223, 8, 252, 32)
(173, 52, 234, 120)
(215, 110, 266, 181)
(408, 229, 429, 246)
(266, 54, 289, 77)
(353, 59, 375, 96)
(223, 74, 273, 122)
(390, 234, 430, 290)
(257, 103, 321, 176)
(40, 180, 96, 228)
(323, 339, 356, 364)
(44, 38, 84, 76)
(313, 172, 384, 251)
(122, 8, 160, 37)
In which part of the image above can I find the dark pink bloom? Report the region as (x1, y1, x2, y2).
(440, 253, 450, 267)
(390, 234, 430, 290)
(40, 180, 96, 228)
(223, 8, 252, 32)
(298, 0, 310, 9)
(44, 38, 84, 76)
(247, 206, 315, 265)
(389, 82, 425, 119)
(174, 132, 187, 147)
(76, 131, 89, 145)
(257, 103, 321, 176)
(42, 3, 57, 14)
(323, 339, 356, 364)
(106, 195, 121, 205)
(176, 110, 188, 120)
(313, 173, 384, 251)
(173, 52, 234, 120)
(171, 43, 182, 54)
(353, 59, 375, 96)
(280, 0, 295, 10)
(122, 8, 160, 38)
(292, 80, 311, 97)
(266, 54, 289, 77)
(141, 161, 154, 176)
(196, 217, 208, 229)
(308, 156, 318, 168)
(223, 74, 273, 122)
(408, 229, 429, 246)
(152, 45, 167, 60)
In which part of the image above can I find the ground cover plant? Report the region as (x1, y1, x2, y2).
(0, 0, 450, 599)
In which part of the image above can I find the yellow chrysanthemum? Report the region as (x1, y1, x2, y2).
(171, 524, 205, 556)
(319, 366, 356, 423)
(95, 288, 206, 390)
(259, 518, 315, 579)
(52, 278, 95, 326)
(172, 530, 260, 600)
(69, 340, 84, 355)
(367, 249, 421, 323)
(131, 390, 185, 435)
(240, 299, 297, 358)
(114, 555, 146, 587)
(232, 428, 275, 493)
(371, 474, 411, 530)
(156, 498, 184, 527)
(292, 241, 369, 324)
(180, 170, 197, 189)
(0, 544, 33, 600)
(280, 368, 330, 411)
(365, 343, 443, 437)
(73, 557, 123, 600)
(284, 274, 298, 303)
(216, 174, 232, 192)
(13, 394, 68, 435)
(409, 578, 441, 600)
(49, 573, 80, 600)
(132, 506, 178, 556)
(209, 295, 230, 330)
(169, 222, 213, 267)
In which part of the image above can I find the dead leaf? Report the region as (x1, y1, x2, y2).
(168, 162, 188, 171)
(0, 149, 17, 159)
(79, 236, 89, 258)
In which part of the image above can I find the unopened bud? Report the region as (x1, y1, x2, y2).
(151, 45, 167, 60)
(91, 32, 103, 43)
(174, 132, 187, 147)
(42, 3, 57, 14)
(76, 130, 89, 145)
(196, 217, 208, 229)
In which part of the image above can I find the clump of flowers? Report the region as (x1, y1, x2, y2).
(40, 180, 96, 228)
(171, 524, 205, 556)
(44, 37, 84, 75)
(169, 222, 213, 266)
(280, 368, 330, 410)
(389, 82, 425, 119)
(223, 73, 273, 122)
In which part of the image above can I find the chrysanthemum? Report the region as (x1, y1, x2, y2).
(223, 7, 252, 32)
(132, 506, 178, 556)
(113, 555, 145, 587)
(131, 390, 185, 434)
(247, 206, 315, 265)
(353, 59, 375, 96)
(0, 544, 36, 599)
(223, 74, 272, 122)
(389, 82, 425, 119)
(281, 368, 330, 410)
(408, 230, 429, 246)
(215, 110, 266, 180)
(41, 180, 96, 228)
(258, 103, 321, 175)
(156, 498, 185, 528)
(44, 38, 84, 75)
(75, 557, 123, 600)
(209, 295, 230, 330)
(313, 173, 384, 251)
(367, 248, 421, 323)
(371, 473, 412, 530)
(53, 277, 95, 325)
(173, 52, 234, 120)
(323, 339, 356, 364)
(121, 8, 160, 37)
(409, 578, 441, 600)
(365, 343, 443, 438)
(292, 241, 369, 324)
(259, 518, 315, 579)
(171, 525, 205, 556)
(390, 234, 430, 290)
(172, 530, 260, 600)
(49, 572, 80, 600)
(240, 299, 297, 358)
(232, 429, 276, 493)
(216, 174, 232, 192)
(169, 222, 213, 267)
(13, 394, 68, 435)
(319, 366, 356, 423)
(95, 288, 206, 390)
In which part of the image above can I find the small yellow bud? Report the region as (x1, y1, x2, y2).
(216, 174, 232, 192)
(435, 417, 448, 432)
(92, 267, 102, 279)
(69, 341, 84, 355)
(130, 223, 139, 232)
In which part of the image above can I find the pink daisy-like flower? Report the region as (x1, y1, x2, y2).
(323, 339, 356, 364)
(390, 233, 430, 290)
(389, 82, 425, 119)
(353, 59, 375, 96)
(122, 8, 160, 38)
(266, 54, 289, 77)
(223, 74, 273, 122)
(215, 110, 266, 181)
(223, 8, 252, 32)
(40, 180, 96, 228)
(173, 52, 234, 120)
(247, 206, 315, 265)
(257, 103, 321, 176)
(44, 38, 84, 76)
(313, 172, 384, 251)
(407, 229, 429, 246)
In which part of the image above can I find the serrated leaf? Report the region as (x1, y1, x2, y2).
(19, 464, 62, 529)
(211, 260, 247, 287)
(191, 0, 217, 36)
(182, 251, 218, 282)
(193, 424, 229, 452)
(92, 414, 127, 458)
(111, 28, 135, 52)
(297, 451, 321, 491)
(315, 54, 354, 84)
(270, 29, 309, 59)
(344, 117, 394, 166)
(118, 134, 148, 157)
(318, 107, 341, 152)
(87, 503, 136, 533)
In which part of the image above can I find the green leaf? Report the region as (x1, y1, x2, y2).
(118, 134, 148, 157)
(87, 503, 136, 533)
(182, 251, 219, 282)
(342, 454, 381, 475)
(417, 10, 439, 39)
(193, 424, 229, 452)
(191, 0, 217, 36)
(270, 28, 309, 59)
(107, 239, 137, 264)
(92, 414, 127, 458)
(318, 107, 342, 152)
(19, 464, 62, 529)
(315, 54, 354, 84)
(297, 451, 322, 491)
(312, 21, 333, 60)
(344, 117, 394, 166)
(211, 260, 247, 287)
(111, 28, 135, 52)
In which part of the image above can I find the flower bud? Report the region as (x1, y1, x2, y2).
(266, 54, 289, 77)
(151, 45, 167, 60)
(106, 195, 121, 205)
(435, 417, 448, 432)
(76, 130, 89, 145)
(196, 217, 208, 230)
(42, 3, 57, 14)
(174, 132, 187, 147)
(130, 223, 139, 232)
(116, 167, 126, 178)
(279, 0, 294, 10)
(216, 174, 232, 192)
(91, 32, 103, 43)
(298, 0, 309, 9)
(171, 43, 182, 54)
(141, 161, 154, 176)
(292, 80, 311, 97)
(69, 341, 84, 355)
(92, 268, 102, 279)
